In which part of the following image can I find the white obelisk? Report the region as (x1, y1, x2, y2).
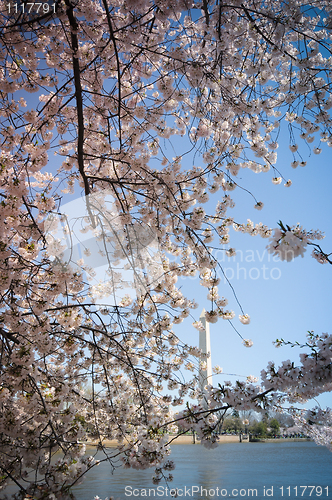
(198, 309, 212, 396)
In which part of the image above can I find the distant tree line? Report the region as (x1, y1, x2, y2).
(219, 410, 295, 438)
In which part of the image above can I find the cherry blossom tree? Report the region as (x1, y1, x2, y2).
(0, 0, 332, 497)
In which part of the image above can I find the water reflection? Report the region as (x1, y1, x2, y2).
(72, 442, 332, 500)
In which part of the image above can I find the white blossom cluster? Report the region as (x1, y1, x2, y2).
(294, 408, 332, 452)
(267, 224, 325, 262)
(233, 219, 272, 238)
(261, 332, 332, 402)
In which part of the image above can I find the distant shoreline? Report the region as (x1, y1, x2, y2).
(84, 435, 311, 447)
(249, 437, 311, 443)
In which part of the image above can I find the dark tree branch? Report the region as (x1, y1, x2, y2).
(64, 0, 90, 198)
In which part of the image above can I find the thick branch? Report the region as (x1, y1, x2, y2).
(65, 0, 90, 198)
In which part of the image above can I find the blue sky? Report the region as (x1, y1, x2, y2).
(171, 124, 332, 411)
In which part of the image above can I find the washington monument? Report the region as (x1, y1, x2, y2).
(198, 309, 212, 395)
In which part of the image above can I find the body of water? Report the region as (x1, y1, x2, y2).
(70, 441, 332, 500)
